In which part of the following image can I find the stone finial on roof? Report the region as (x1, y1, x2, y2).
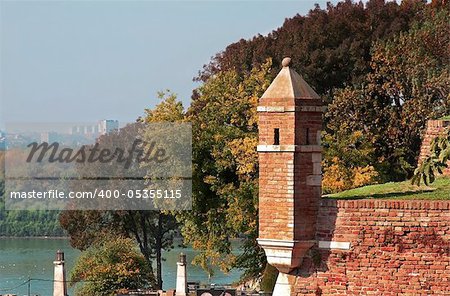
(261, 57, 320, 100)
(282, 57, 291, 67)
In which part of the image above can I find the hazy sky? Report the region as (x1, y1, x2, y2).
(0, 0, 341, 129)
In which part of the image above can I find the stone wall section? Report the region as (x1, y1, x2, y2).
(293, 200, 450, 296)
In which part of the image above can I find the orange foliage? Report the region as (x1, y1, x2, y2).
(323, 157, 379, 194)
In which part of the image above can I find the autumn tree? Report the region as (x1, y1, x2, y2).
(61, 91, 184, 289)
(326, 7, 450, 181)
(322, 130, 379, 193)
(139, 90, 184, 288)
(197, 0, 424, 99)
(142, 90, 184, 123)
(120, 211, 177, 290)
(176, 60, 272, 280)
(0, 151, 5, 222)
(70, 236, 153, 296)
(190, 0, 441, 199)
(0, 151, 4, 198)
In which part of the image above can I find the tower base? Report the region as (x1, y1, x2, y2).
(273, 273, 296, 296)
(257, 238, 314, 274)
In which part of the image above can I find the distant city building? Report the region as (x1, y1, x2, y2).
(98, 119, 119, 135)
(70, 120, 119, 137)
(0, 130, 5, 150)
(41, 131, 58, 143)
(71, 124, 98, 136)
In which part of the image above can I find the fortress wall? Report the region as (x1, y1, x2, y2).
(293, 199, 450, 296)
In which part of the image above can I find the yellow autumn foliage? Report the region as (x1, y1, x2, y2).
(352, 165, 379, 188)
(228, 136, 258, 178)
(323, 157, 379, 194)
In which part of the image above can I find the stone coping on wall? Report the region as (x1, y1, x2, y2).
(427, 119, 450, 128)
(320, 198, 450, 210)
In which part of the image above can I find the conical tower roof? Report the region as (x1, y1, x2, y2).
(261, 57, 319, 100)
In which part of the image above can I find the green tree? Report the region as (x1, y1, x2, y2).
(0, 151, 4, 198)
(139, 90, 183, 288)
(326, 7, 450, 181)
(197, 0, 425, 98)
(61, 91, 183, 289)
(177, 60, 272, 280)
(70, 236, 153, 296)
(0, 147, 66, 237)
(142, 90, 184, 122)
(0, 151, 5, 222)
(322, 130, 379, 193)
(60, 210, 178, 290)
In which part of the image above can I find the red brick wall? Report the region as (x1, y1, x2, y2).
(293, 199, 450, 296)
(419, 119, 450, 176)
(259, 152, 296, 241)
(259, 112, 296, 145)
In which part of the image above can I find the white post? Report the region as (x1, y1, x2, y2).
(272, 273, 295, 296)
(175, 253, 187, 296)
(53, 250, 67, 296)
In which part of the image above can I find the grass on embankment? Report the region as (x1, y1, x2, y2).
(325, 177, 450, 200)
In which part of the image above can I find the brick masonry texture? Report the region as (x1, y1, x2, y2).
(258, 101, 322, 242)
(292, 199, 450, 296)
(418, 119, 450, 176)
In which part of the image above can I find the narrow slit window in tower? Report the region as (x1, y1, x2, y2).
(274, 128, 280, 145)
(306, 128, 310, 145)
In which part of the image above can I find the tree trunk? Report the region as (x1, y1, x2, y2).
(156, 213, 163, 289)
(126, 211, 155, 285)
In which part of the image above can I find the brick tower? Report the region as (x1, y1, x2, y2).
(257, 57, 322, 293)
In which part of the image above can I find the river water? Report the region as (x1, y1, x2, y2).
(0, 238, 242, 295)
